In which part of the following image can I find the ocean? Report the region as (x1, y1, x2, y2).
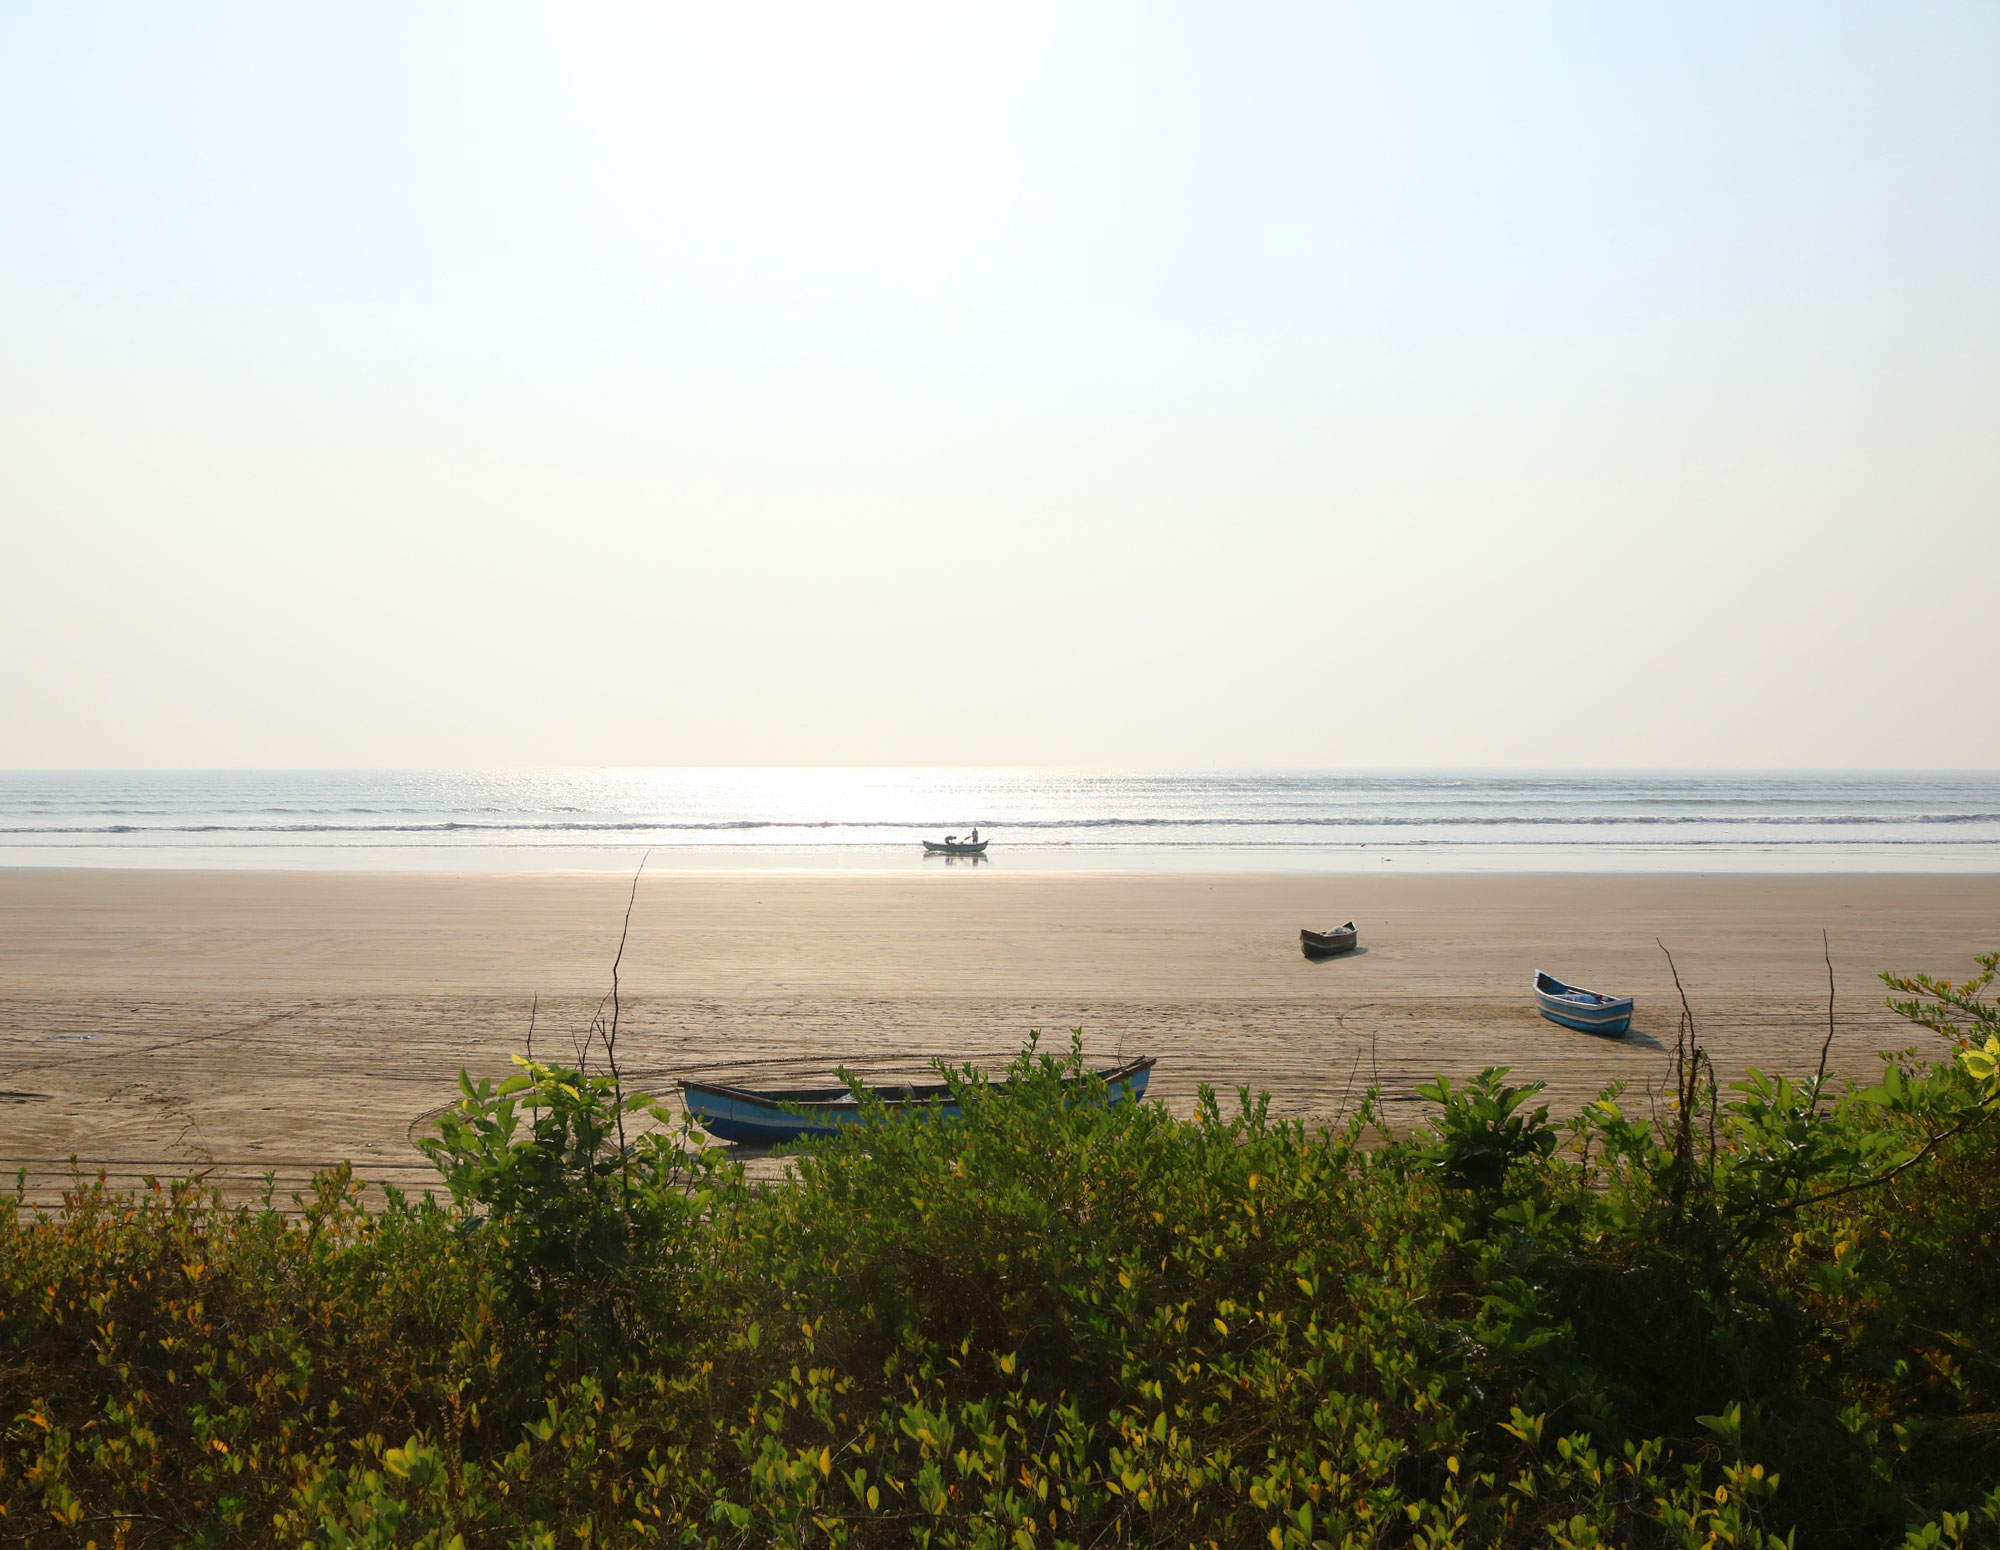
(2, 769, 1997, 873)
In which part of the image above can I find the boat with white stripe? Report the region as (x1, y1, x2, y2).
(1534, 970, 1634, 1035)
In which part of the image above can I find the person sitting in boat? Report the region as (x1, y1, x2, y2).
(944, 835, 958, 845)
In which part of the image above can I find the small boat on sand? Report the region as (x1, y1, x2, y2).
(1301, 922, 1359, 956)
(923, 838, 988, 855)
(1534, 970, 1634, 1035)
(680, 1056, 1157, 1145)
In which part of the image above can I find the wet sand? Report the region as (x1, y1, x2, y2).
(1, 869, 1993, 1202)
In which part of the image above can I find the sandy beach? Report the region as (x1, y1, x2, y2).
(1, 868, 1993, 1202)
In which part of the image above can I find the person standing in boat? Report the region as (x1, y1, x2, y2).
(969, 827, 979, 844)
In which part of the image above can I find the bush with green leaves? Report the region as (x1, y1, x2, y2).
(3, 963, 1998, 1547)
(419, 1056, 720, 1351)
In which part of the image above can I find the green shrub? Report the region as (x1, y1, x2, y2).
(419, 1056, 721, 1356)
(3, 964, 1998, 1546)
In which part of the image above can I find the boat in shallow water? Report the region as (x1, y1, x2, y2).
(922, 838, 989, 855)
(679, 1056, 1156, 1145)
(1534, 970, 1634, 1035)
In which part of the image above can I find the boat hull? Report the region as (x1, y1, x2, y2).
(681, 1058, 1154, 1145)
(1301, 923, 1358, 956)
(923, 840, 988, 855)
(1534, 971, 1634, 1035)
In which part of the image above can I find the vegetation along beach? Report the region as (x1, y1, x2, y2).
(5, 847, 2000, 1544)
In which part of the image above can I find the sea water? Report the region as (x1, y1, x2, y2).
(2, 769, 1997, 873)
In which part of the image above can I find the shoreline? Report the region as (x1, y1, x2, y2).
(2, 868, 1994, 1200)
(8, 846, 2000, 875)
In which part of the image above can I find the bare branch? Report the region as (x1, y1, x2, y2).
(1738, 1094, 2000, 1245)
(1659, 940, 1697, 1048)
(1333, 1048, 1364, 1128)
(1, 1512, 175, 1544)
(1813, 929, 1837, 1110)
(605, 851, 652, 1219)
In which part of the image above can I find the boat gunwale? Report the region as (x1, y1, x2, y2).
(680, 1055, 1158, 1116)
(1533, 968, 1634, 1013)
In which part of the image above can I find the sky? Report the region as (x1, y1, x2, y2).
(2, 2, 1996, 770)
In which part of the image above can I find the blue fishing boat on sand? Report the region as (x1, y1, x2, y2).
(1534, 970, 1634, 1035)
(679, 1056, 1156, 1145)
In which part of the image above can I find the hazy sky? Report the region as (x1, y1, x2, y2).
(3, 2, 1996, 769)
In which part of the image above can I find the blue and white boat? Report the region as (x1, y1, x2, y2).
(1534, 970, 1634, 1035)
(679, 1056, 1156, 1145)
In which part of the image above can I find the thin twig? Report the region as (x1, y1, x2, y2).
(1333, 1049, 1364, 1128)
(605, 852, 652, 1219)
(1813, 929, 1837, 1109)
(1704, 1048, 1719, 1191)
(1659, 940, 1694, 1118)
(1659, 941, 1697, 1042)
(1659, 940, 1710, 1220)
(2, 1513, 174, 1544)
